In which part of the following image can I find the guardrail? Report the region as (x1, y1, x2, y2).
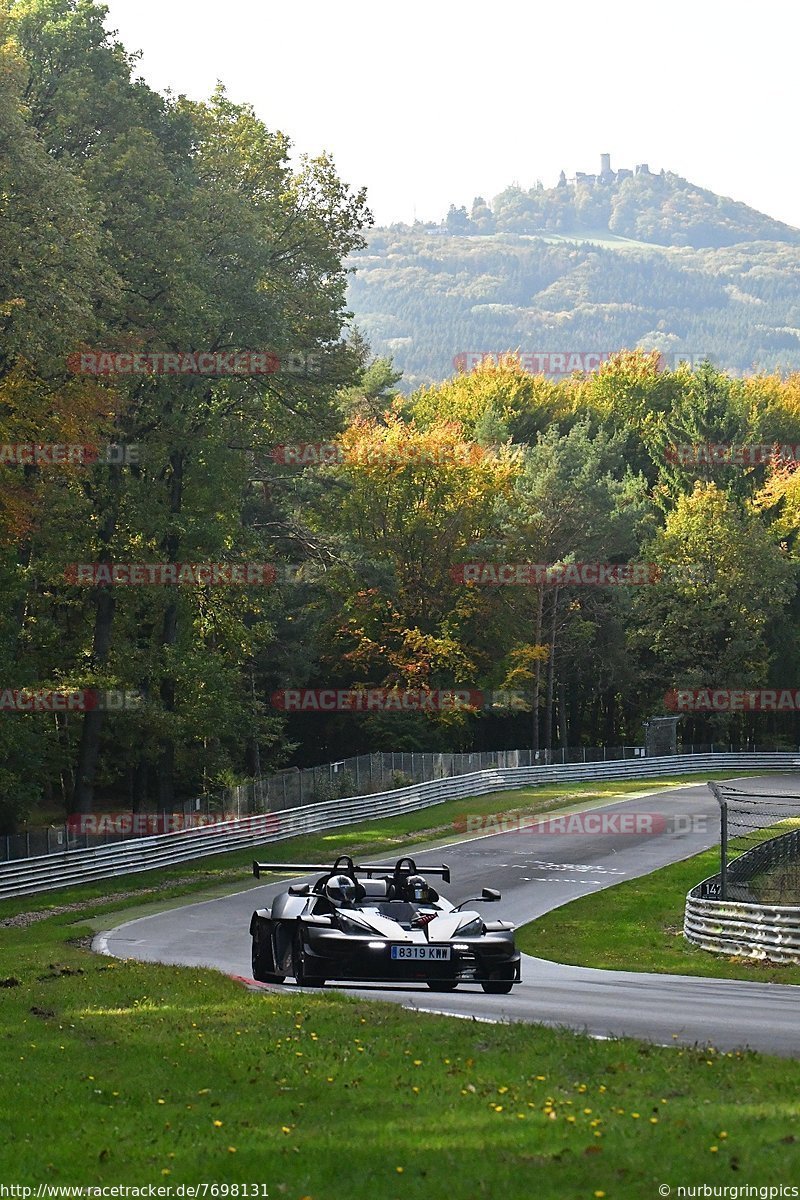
(2, 751, 797, 900)
(684, 892, 800, 964)
(0, 744, 660, 863)
(685, 814, 800, 965)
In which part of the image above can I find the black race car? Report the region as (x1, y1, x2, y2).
(249, 854, 520, 993)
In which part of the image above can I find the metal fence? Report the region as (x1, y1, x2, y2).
(216, 742, 787, 816)
(2, 751, 798, 900)
(2, 742, 793, 864)
(685, 779, 800, 965)
(704, 780, 800, 903)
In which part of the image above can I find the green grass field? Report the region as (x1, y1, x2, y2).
(3, 770, 799, 1195)
(2, 895, 800, 1197)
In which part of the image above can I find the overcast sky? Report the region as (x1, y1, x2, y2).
(103, 0, 800, 230)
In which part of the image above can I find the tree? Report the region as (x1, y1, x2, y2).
(2, 0, 371, 816)
(339, 352, 402, 422)
(295, 413, 520, 750)
(630, 482, 794, 738)
(489, 420, 652, 750)
(445, 204, 470, 234)
(470, 196, 496, 234)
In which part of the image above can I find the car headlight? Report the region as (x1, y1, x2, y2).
(457, 917, 484, 937)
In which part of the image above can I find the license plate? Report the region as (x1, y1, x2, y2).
(390, 946, 451, 961)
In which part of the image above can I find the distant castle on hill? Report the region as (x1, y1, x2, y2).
(558, 154, 656, 188)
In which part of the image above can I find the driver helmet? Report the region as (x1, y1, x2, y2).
(406, 874, 432, 903)
(325, 874, 357, 907)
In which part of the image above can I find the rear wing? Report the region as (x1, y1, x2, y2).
(253, 854, 450, 884)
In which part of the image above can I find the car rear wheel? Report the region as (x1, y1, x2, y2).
(426, 978, 458, 991)
(292, 926, 326, 988)
(251, 922, 286, 984)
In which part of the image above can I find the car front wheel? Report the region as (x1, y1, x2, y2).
(480, 966, 515, 995)
(292, 926, 326, 988)
(251, 922, 286, 985)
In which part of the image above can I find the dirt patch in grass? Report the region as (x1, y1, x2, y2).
(0, 871, 227, 928)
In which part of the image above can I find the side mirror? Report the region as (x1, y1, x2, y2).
(455, 887, 502, 911)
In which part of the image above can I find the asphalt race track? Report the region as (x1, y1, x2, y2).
(95, 775, 800, 1057)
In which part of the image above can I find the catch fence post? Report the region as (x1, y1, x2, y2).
(720, 799, 728, 901)
(708, 781, 727, 901)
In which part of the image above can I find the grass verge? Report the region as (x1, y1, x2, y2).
(1, 769, 798, 1193)
(517, 845, 800, 985)
(2, 900, 800, 1195)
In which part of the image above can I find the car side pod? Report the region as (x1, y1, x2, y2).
(249, 908, 270, 935)
(250, 911, 286, 985)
